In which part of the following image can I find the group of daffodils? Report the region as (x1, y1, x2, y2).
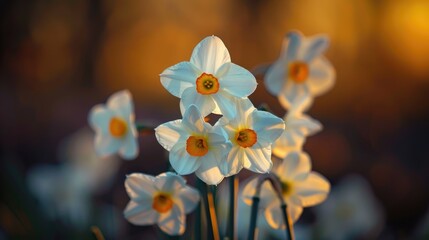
(88, 32, 335, 236)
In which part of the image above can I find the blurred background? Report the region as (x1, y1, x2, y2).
(1, 0, 429, 239)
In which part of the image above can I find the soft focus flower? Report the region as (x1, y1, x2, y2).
(88, 90, 139, 160)
(264, 31, 335, 110)
(314, 175, 384, 240)
(160, 36, 257, 119)
(155, 105, 230, 185)
(215, 98, 285, 176)
(123, 172, 200, 236)
(242, 151, 330, 228)
(272, 97, 322, 159)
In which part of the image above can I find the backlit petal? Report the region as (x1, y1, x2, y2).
(124, 173, 155, 201)
(222, 146, 244, 176)
(119, 133, 139, 160)
(155, 120, 186, 151)
(169, 140, 201, 175)
(190, 36, 231, 74)
(195, 148, 225, 185)
(154, 172, 186, 193)
(180, 88, 216, 118)
(182, 104, 206, 133)
(252, 110, 285, 147)
(277, 151, 311, 181)
(295, 172, 330, 207)
(160, 62, 199, 98)
(212, 92, 237, 119)
(107, 90, 134, 117)
(278, 82, 310, 111)
(264, 60, 285, 96)
(306, 57, 336, 96)
(88, 105, 112, 135)
(124, 200, 158, 225)
(94, 133, 121, 157)
(177, 186, 200, 214)
(217, 63, 257, 97)
(242, 144, 272, 173)
(302, 35, 329, 62)
(265, 202, 303, 229)
(284, 31, 302, 61)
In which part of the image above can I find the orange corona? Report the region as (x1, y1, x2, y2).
(186, 136, 209, 157)
(196, 73, 219, 95)
(288, 61, 309, 83)
(152, 193, 174, 213)
(109, 117, 127, 138)
(235, 129, 257, 148)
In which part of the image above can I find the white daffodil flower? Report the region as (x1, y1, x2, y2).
(160, 36, 257, 119)
(155, 105, 230, 185)
(215, 98, 285, 176)
(88, 90, 139, 160)
(272, 97, 322, 159)
(264, 31, 335, 111)
(124, 172, 200, 236)
(314, 175, 385, 240)
(242, 151, 330, 228)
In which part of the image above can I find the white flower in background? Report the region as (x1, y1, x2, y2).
(160, 36, 257, 119)
(88, 90, 139, 160)
(215, 98, 285, 176)
(242, 151, 330, 228)
(314, 175, 384, 240)
(155, 105, 230, 185)
(272, 97, 322, 159)
(264, 31, 335, 110)
(124, 172, 200, 236)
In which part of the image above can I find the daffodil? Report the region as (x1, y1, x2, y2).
(123, 172, 200, 236)
(242, 151, 330, 228)
(264, 31, 335, 110)
(88, 90, 139, 160)
(160, 36, 257, 119)
(215, 98, 285, 176)
(272, 97, 322, 159)
(155, 105, 230, 185)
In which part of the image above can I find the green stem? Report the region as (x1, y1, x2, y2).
(135, 123, 154, 134)
(227, 175, 238, 240)
(281, 204, 294, 240)
(203, 182, 220, 240)
(194, 179, 203, 240)
(247, 196, 260, 240)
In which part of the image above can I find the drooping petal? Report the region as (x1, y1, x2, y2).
(154, 172, 186, 193)
(212, 92, 237, 119)
(155, 120, 186, 151)
(180, 88, 216, 118)
(221, 146, 244, 176)
(252, 110, 285, 147)
(306, 57, 336, 97)
(124, 173, 155, 201)
(181, 104, 206, 133)
(295, 172, 330, 207)
(158, 203, 186, 236)
(160, 62, 199, 98)
(88, 105, 113, 135)
(169, 140, 201, 175)
(264, 60, 286, 96)
(124, 200, 158, 225)
(107, 90, 134, 117)
(217, 63, 257, 98)
(177, 186, 200, 214)
(277, 151, 311, 181)
(190, 36, 231, 74)
(302, 35, 329, 62)
(242, 144, 272, 173)
(94, 133, 121, 157)
(195, 148, 225, 185)
(118, 133, 139, 160)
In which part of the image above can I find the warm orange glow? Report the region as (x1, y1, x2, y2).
(152, 193, 173, 213)
(196, 73, 220, 95)
(186, 136, 209, 156)
(235, 129, 257, 148)
(109, 117, 127, 138)
(288, 61, 309, 83)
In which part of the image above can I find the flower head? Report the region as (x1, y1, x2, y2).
(160, 36, 257, 119)
(242, 151, 330, 228)
(124, 172, 200, 236)
(264, 31, 335, 110)
(155, 105, 230, 185)
(88, 90, 139, 160)
(215, 98, 285, 176)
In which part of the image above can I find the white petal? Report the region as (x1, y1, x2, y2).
(212, 92, 237, 119)
(124, 201, 158, 225)
(190, 36, 231, 74)
(287, 93, 314, 114)
(169, 140, 201, 175)
(265, 202, 303, 229)
(155, 120, 185, 151)
(88, 105, 112, 135)
(295, 172, 330, 207)
(278, 82, 311, 111)
(119, 133, 139, 160)
(158, 203, 186, 236)
(217, 63, 257, 98)
(283, 31, 302, 61)
(289, 114, 323, 136)
(177, 186, 200, 214)
(94, 133, 121, 157)
(181, 104, 206, 133)
(195, 149, 225, 185)
(272, 130, 305, 159)
(302, 35, 329, 62)
(107, 90, 134, 117)
(277, 151, 311, 181)
(306, 57, 336, 97)
(160, 62, 199, 98)
(222, 146, 244, 176)
(252, 110, 285, 147)
(264, 59, 285, 96)
(242, 144, 272, 173)
(180, 88, 216, 118)
(208, 127, 228, 146)
(124, 173, 155, 201)
(154, 172, 186, 193)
